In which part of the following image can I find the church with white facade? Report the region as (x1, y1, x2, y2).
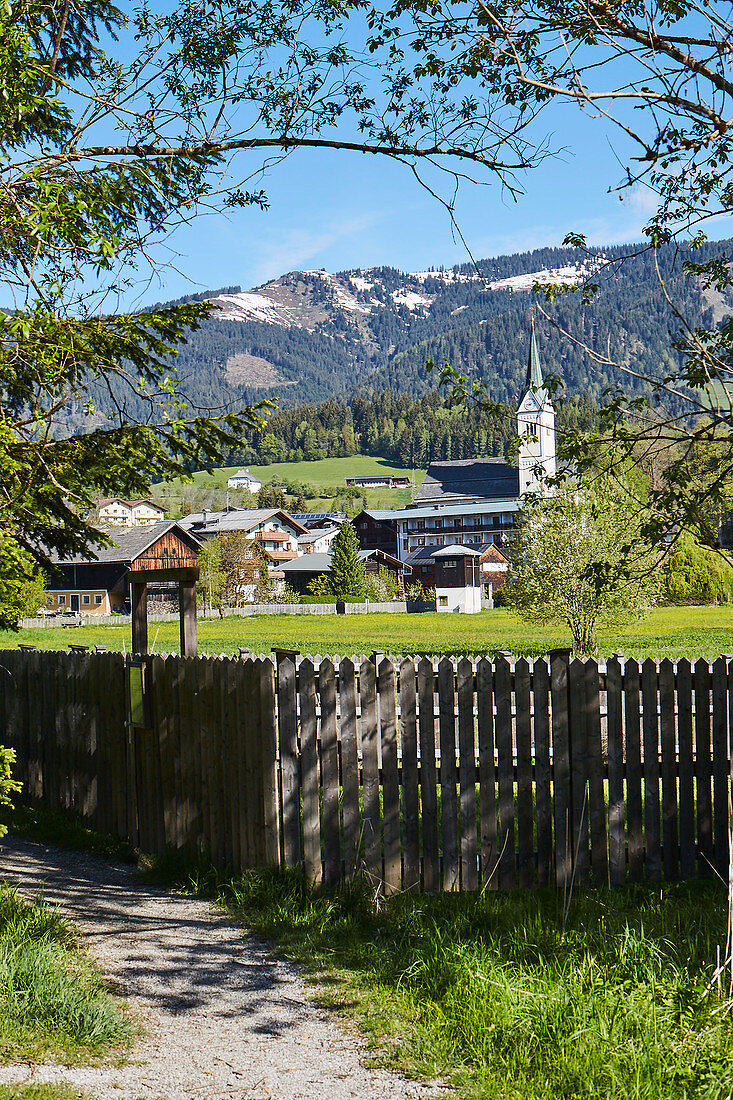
(355, 320, 557, 564)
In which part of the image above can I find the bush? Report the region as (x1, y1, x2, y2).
(664, 534, 733, 603)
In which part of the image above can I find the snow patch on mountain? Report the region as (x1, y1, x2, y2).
(487, 263, 600, 292)
(392, 288, 432, 311)
(213, 291, 299, 325)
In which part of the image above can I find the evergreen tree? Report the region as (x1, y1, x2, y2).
(329, 520, 366, 600)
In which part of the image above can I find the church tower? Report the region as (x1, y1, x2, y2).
(517, 317, 556, 495)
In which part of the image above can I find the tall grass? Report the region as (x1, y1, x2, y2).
(158, 858, 733, 1100)
(0, 886, 132, 1063)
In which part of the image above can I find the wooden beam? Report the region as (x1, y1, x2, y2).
(130, 567, 200, 583)
(131, 581, 148, 655)
(179, 580, 198, 658)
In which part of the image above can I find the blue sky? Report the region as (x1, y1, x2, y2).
(129, 49, 716, 305)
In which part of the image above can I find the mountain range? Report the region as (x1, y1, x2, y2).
(62, 238, 733, 432)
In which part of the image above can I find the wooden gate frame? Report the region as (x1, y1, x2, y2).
(129, 566, 199, 656)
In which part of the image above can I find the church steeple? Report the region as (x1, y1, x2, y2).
(517, 317, 556, 495)
(523, 314, 546, 397)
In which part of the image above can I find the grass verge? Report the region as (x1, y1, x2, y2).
(0, 1088, 87, 1099)
(0, 880, 133, 1065)
(8, 809, 733, 1098)
(153, 855, 733, 1100)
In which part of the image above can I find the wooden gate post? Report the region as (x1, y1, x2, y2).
(131, 580, 148, 655)
(179, 580, 198, 657)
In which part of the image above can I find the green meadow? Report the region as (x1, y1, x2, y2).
(153, 454, 425, 516)
(4, 606, 733, 660)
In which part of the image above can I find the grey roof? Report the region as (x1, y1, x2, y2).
(360, 498, 521, 524)
(297, 527, 339, 545)
(414, 459, 520, 504)
(281, 547, 403, 574)
(280, 553, 333, 573)
(51, 522, 199, 565)
(290, 512, 346, 527)
(433, 543, 482, 558)
(179, 507, 307, 536)
(405, 543, 482, 564)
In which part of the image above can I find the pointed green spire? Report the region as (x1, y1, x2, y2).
(526, 314, 544, 392)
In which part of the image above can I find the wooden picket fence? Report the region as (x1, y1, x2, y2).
(0, 648, 731, 891)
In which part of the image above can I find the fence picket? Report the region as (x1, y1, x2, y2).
(585, 660, 608, 886)
(457, 657, 478, 892)
(418, 657, 439, 892)
(712, 657, 729, 880)
(299, 659, 320, 883)
(476, 658, 498, 890)
(360, 658, 382, 887)
(400, 659, 420, 892)
(642, 659, 661, 882)
(695, 660, 713, 877)
(320, 658, 341, 886)
(259, 659, 280, 867)
(339, 658, 360, 879)
(278, 657, 301, 869)
(533, 659, 552, 887)
(625, 660, 643, 883)
(495, 656, 515, 889)
(659, 659, 678, 881)
(606, 658, 625, 886)
(550, 652, 572, 889)
(379, 659, 401, 894)
(515, 658, 533, 889)
(677, 659, 695, 879)
(569, 658, 589, 884)
(438, 658, 459, 891)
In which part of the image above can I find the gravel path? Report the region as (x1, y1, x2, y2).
(0, 836, 448, 1100)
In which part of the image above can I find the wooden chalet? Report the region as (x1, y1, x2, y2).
(46, 522, 201, 614)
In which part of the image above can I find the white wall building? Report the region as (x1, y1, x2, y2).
(226, 468, 262, 492)
(96, 498, 166, 526)
(517, 318, 557, 495)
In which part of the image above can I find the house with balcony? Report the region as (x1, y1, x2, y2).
(353, 321, 556, 587)
(178, 507, 307, 576)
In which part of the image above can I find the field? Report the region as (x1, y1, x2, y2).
(153, 455, 425, 517)
(5, 606, 733, 660)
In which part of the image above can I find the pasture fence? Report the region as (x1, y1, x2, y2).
(0, 648, 730, 891)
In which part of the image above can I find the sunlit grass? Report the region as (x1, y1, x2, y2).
(4, 606, 733, 660)
(155, 858, 733, 1100)
(0, 887, 133, 1065)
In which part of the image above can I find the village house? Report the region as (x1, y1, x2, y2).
(225, 468, 262, 492)
(279, 548, 408, 596)
(403, 544, 483, 612)
(354, 322, 555, 570)
(344, 473, 411, 489)
(178, 506, 308, 575)
(297, 527, 341, 555)
(95, 498, 167, 526)
(45, 522, 201, 614)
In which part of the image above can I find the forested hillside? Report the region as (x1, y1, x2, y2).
(60, 238, 732, 440)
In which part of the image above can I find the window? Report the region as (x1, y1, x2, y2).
(46, 595, 54, 606)
(443, 559, 456, 568)
(94, 595, 103, 605)
(58, 594, 66, 605)
(438, 595, 448, 606)
(82, 595, 90, 605)
(421, 566, 430, 574)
